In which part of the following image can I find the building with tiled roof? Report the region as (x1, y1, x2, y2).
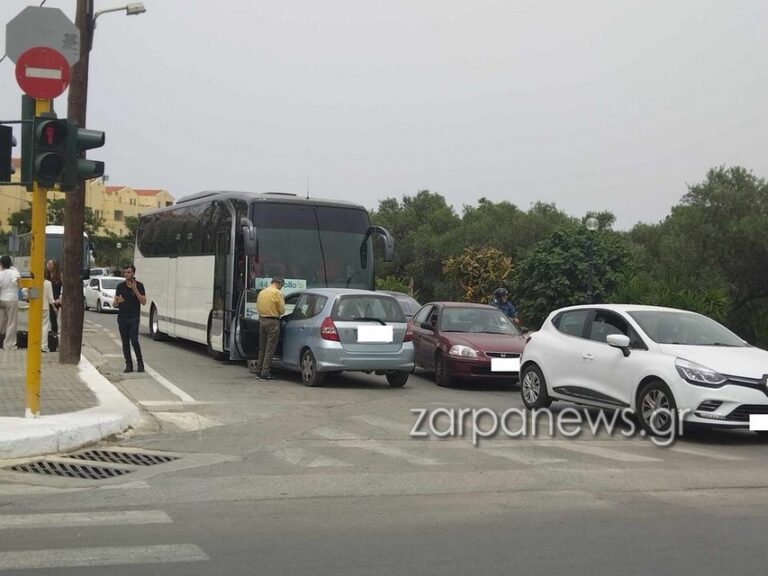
(0, 158, 174, 235)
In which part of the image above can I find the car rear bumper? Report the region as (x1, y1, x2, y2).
(315, 342, 414, 373)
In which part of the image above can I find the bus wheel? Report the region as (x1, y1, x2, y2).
(207, 318, 228, 361)
(301, 349, 325, 387)
(149, 305, 167, 341)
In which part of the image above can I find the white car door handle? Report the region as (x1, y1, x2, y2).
(582, 353, 594, 360)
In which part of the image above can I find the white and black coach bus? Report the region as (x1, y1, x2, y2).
(134, 191, 394, 360)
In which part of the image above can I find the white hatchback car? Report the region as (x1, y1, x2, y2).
(83, 276, 123, 313)
(520, 304, 768, 436)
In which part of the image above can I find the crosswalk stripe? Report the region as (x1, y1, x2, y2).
(272, 447, 353, 468)
(0, 510, 172, 530)
(351, 415, 414, 436)
(0, 544, 208, 570)
(536, 441, 662, 462)
(313, 427, 442, 465)
(479, 447, 568, 465)
(667, 446, 744, 461)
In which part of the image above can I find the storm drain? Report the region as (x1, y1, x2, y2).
(69, 449, 179, 467)
(4, 460, 132, 480)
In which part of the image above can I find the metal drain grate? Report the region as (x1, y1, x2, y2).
(5, 461, 132, 480)
(69, 449, 179, 467)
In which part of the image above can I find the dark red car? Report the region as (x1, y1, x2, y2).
(411, 302, 527, 386)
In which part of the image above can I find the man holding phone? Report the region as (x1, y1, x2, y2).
(113, 264, 147, 373)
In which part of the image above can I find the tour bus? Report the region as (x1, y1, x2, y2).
(15, 225, 92, 279)
(134, 191, 395, 360)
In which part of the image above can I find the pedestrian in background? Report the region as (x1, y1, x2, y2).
(41, 270, 56, 352)
(113, 264, 146, 373)
(253, 276, 285, 381)
(0, 255, 21, 350)
(489, 287, 521, 325)
(46, 260, 62, 334)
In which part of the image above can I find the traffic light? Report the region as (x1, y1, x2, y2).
(0, 124, 15, 183)
(61, 120, 105, 192)
(31, 115, 68, 188)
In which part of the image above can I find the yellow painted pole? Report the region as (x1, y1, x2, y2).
(24, 98, 51, 418)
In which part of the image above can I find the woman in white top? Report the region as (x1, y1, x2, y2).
(41, 271, 56, 352)
(0, 255, 21, 350)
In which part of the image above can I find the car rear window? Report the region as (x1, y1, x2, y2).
(333, 295, 406, 322)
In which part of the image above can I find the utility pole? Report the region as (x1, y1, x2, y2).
(60, 0, 93, 364)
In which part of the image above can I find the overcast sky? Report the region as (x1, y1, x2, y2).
(2, 0, 767, 229)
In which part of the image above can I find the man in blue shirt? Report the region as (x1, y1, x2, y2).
(489, 287, 520, 325)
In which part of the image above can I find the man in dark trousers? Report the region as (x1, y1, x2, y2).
(253, 276, 285, 381)
(113, 264, 147, 373)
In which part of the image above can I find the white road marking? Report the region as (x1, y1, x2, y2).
(312, 427, 442, 465)
(667, 446, 744, 461)
(272, 447, 353, 468)
(151, 412, 221, 431)
(0, 510, 171, 530)
(537, 441, 662, 463)
(142, 364, 196, 403)
(480, 447, 567, 465)
(352, 415, 414, 436)
(0, 544, 208, 570)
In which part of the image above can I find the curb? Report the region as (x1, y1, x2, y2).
(0, 355, 142, 460)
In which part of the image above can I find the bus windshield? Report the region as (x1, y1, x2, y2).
(248, 203, 374, 291)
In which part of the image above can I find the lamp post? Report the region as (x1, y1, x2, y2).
(585, 217, 599, 304)
(60, 1, 147, 365)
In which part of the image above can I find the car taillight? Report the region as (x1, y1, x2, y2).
(320, 316, 340, 341)
(403, 321, 413, 342)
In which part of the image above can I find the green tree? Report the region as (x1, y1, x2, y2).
(514, 225, 633, 327)
(442, 246, 513, 302)
(7, 199, 104, 236)
(7, 207, 31, 233)
(371, 190, 461, 301)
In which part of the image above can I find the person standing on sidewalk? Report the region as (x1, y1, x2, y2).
(112, 264, 146, 373)
(41, 271, 56, 352)
(46, 260, 62, 334)
(253, 276, 285, 381)
(0, 255, 21, 350)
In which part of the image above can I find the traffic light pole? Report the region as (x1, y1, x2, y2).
(24, 98, 52, 418)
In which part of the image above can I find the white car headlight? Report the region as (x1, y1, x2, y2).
(449, 345, 478, 358)
(102, 292, 112, 298)
(675, 358, 727, 387)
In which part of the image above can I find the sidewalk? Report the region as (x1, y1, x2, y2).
(0, 347, 141, 459)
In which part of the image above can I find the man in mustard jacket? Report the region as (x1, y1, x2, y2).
(253, 276, 285, 381)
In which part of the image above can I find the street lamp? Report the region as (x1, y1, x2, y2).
(585, 217, 599, 304)
(94, 3, 147, 28)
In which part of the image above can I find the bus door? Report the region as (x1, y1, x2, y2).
(235, 289, 260, 359)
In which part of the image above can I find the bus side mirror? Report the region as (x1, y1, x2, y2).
(360, 225, 395, 268)
(240, 217, 258, 256)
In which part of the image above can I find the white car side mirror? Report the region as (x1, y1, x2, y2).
(606, 334, 631, 357)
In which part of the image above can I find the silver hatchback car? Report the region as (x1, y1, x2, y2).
(240, 288, 414, 387)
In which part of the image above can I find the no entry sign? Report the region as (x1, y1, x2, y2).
(15, 47, 71, 100)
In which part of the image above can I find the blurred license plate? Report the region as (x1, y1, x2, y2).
(491, 357, 520, 372)
(357, 325, 393, 343)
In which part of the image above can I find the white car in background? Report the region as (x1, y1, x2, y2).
(83, 276, 122, 313)
(520, 304, 768, 436)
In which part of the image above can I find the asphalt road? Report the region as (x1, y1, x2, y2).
(0, 309, 766, 575)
